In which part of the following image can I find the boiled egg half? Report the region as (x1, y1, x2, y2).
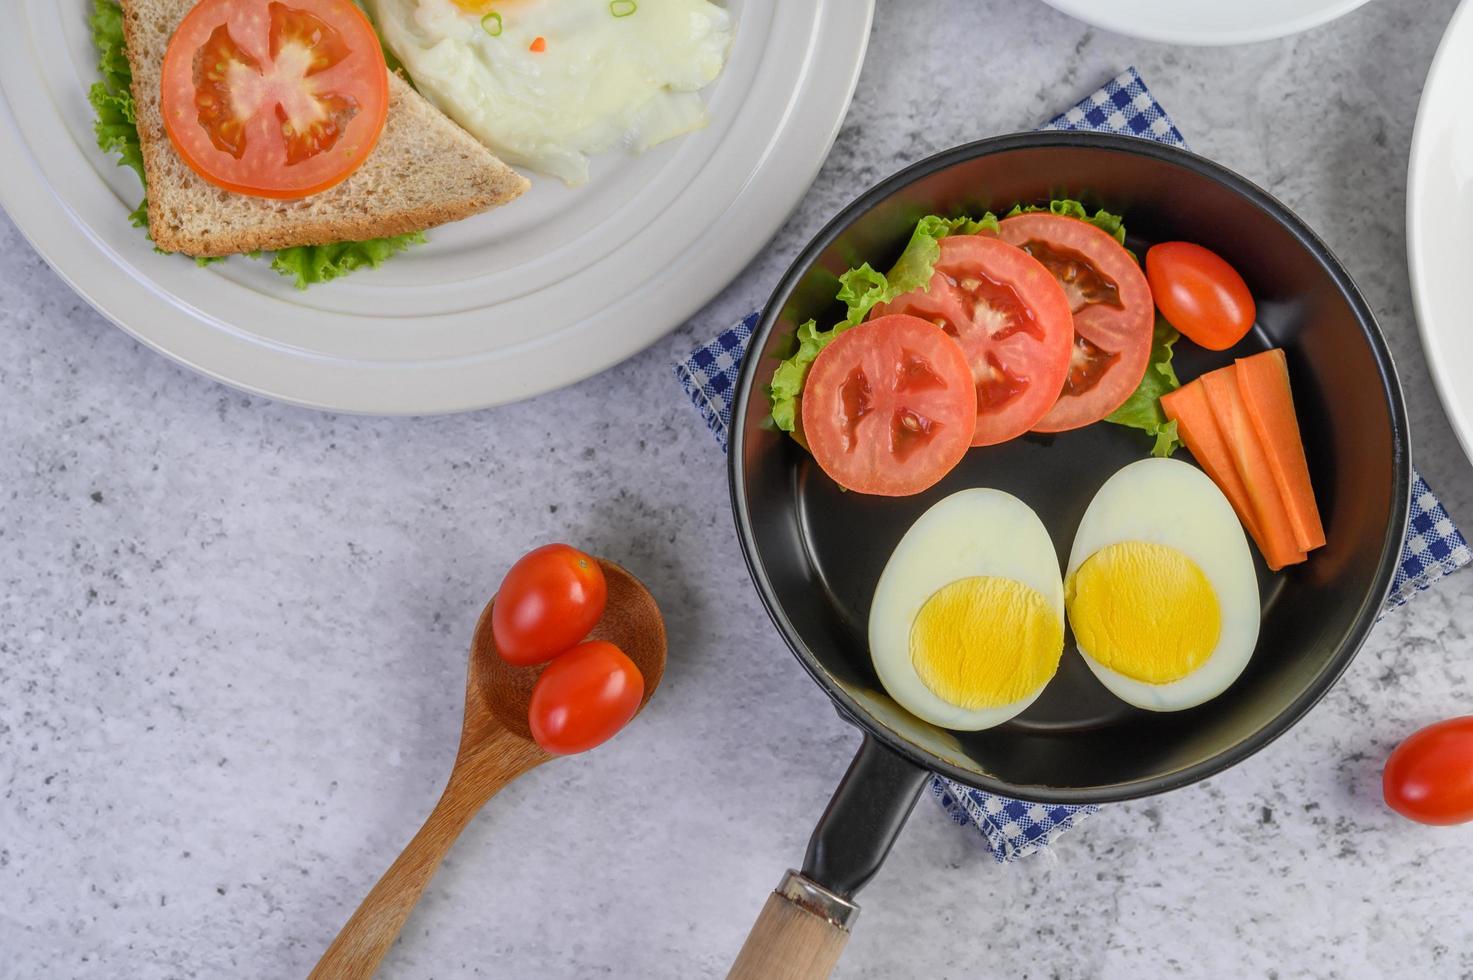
(869, 490, 1066, 730)
(1065, 457, 1260, 712)
(368, 0, 734, 185)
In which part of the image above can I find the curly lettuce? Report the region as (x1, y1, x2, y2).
(1105, 318, 1183, 457)
(1005, 198, 1127, 246)
(86, 0, 424, 289)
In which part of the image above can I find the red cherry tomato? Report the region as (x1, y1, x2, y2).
(492, 545, 607, 666)
(1145, 242, 1257, 351)
(1383, 716, 1473, 825)
(528, 641, 645, 755)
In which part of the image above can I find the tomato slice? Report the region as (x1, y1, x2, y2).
(161, 0, 389, 200)
(802, 315, 977, 496)
(996, 213, 1154, 432)
(874, 235, 1073, 446)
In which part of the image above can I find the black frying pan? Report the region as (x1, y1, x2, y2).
(724, 133, 1410, 979)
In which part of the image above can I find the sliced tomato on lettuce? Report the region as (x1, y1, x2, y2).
(802, 315, 977, 496)
(996, 211, 1155, 432)
(873, 235, 1073, 446)
(768, 214, 997, 434)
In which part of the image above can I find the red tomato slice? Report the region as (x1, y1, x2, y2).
(161, 0, 389, 200)
(802, 315, 977, 496)
(874, 236, 1073, 446)
(996, 213, 1154, 432)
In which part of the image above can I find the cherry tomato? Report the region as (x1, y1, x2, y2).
(996, 212, 1155, 432)
(528, 641, 644, 755)
(161, 0, 389, 200)
(875, 235, 1073, 446)
(1383, 716, 1473, 825)
(1145, 242, 1257, 351)
(492, 545, 607, 666)
(802, 314, 976, 496)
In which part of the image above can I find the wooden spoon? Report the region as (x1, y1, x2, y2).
(310, 559, 666, 980)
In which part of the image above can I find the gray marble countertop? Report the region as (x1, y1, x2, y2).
(5, 1, 1473, 977)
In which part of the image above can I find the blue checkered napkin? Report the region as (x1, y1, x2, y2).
(1043, 67, 1188, 148)
(673, 69, 1471, 862)
(1389, 477, 1472, 608)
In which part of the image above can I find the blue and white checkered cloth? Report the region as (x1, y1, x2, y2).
(674, 68, 1471, 862)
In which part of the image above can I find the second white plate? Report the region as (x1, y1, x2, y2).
(1409, 0, 1473, 466)
(0, 0, 872, 414)
(1037, 0, 1372, 45)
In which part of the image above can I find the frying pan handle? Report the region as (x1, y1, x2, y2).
(727, 735, 929, 980)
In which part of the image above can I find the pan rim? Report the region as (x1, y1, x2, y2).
(728, 130, 1411, 805)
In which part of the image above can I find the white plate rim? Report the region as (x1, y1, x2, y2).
(0, 0, 874, 415)
(1408, 0, 1473, 465)
(1037, 0, 1372, 46)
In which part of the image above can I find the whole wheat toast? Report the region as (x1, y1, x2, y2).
(118, 0, 529, 257)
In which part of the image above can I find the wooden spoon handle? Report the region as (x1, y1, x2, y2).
(727, 872, 857, 980)
(310, 734, 544, 980)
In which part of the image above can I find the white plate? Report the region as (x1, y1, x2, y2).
(1409, 0, 1473, 464)
(1038, 0, 1371, 45)
(0, 1, 872, 414)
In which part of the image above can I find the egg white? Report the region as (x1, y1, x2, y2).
(368, 0, 734, 184)
(1066, 457, 1261, 712)
(869, 489, 1065, 731)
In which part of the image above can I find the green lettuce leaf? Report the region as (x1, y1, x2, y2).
(271, 233, 427, 289)
(88, 0, 144, 189)
(768, 318, 827, 433)
(1105, 318, 1183, 457)
(768, 214, 976, 432)
(87, 0, 425, 288)
(1005, 198, 1127, 246)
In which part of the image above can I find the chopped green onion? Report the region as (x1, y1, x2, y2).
(610, 0, 637, 16)
(481, 11, 503, 35)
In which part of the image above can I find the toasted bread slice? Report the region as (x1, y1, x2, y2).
(118, 0, 529, 257)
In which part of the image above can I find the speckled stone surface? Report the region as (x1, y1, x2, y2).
(4, 1, 1473, 977)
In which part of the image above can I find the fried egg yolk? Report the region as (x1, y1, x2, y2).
(1066, 541, 1222, 684)
(909, 576, 1065, 709)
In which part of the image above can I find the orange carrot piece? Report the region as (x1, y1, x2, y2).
(1235, 349, 1326, 552)
(1199, 365, 1306, 570)
(1161, 381, 1263, 545)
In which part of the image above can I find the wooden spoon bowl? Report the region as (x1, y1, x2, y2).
(474, 560, 666, 739)
(311, 559, 665, 980)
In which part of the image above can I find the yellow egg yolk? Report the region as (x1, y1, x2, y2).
(909, 576, 1064, 709)
(451, 0, 518, 14)
(1066, 541, 1222, 684)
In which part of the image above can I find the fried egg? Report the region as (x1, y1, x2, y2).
(1065, 458, 1260, 712)
(367, 0, 733, 184)
(869, 490, 1066, 731)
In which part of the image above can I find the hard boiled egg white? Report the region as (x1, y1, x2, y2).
(869, 489, 1066, 731)
(368, 0, 733, 184)
(1065, 457, 1260, 712)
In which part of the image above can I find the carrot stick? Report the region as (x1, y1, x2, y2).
(1199, 366, 1306, 570)
(1161, 381, 1263, 545)
(1235, 349, 1326, 552)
